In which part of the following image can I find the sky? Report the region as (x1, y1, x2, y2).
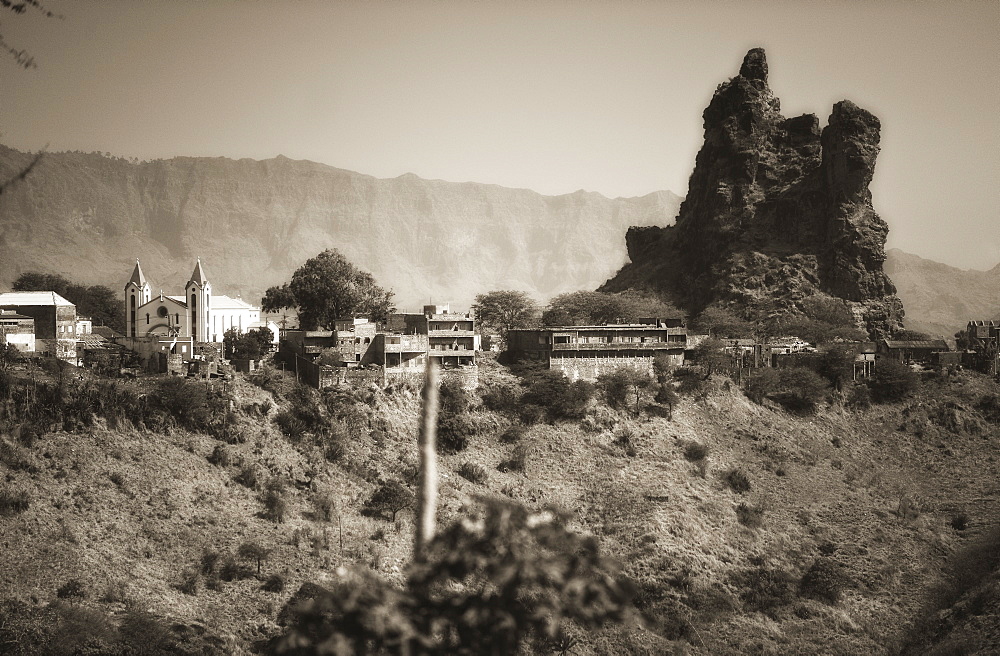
(1, 0, 998, 270)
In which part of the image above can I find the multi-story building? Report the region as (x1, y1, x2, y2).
(965, 320, 999, 374)
(390, 304, 476, 369)
(507, 320, 687, 381)
(0, 291, 77, 361)
(334, 317, 379, 366)
(0, 310, 36, 353)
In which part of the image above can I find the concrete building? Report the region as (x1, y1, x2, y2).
(0, 291, 77, 361)
(390, 304, 477, 369)
(0, 310, 36, 353)
(124, 259, 261, 343)
(877, 339, 950, 365)
(335, 317, 379, 365)
(507, 320, 687, 381)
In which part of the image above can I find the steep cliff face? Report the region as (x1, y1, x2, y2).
(0, 146, 679, 308)
(603, 48, 904, 336)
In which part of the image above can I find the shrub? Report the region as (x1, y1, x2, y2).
(313, 491, 338, 522)
(773, 367, 828, 413)
(177, 567, 200, 595)
(499, 424, 527, 444)
(870, 359, 918, 403)
(457, 461, 488, 485)
(734, 566, 795, 612)
(745, 368, 780, 404)
(724, 468, 751, 494)
(653, 384, 679, 419)
(846, 382, 872, 410)
(498, 443, 530, 473)
(263, 573, 286, 592)
(682, 441, 709, 462)
(261, 477, 289, 523)
(275, 410, 309, 441)
(437, 413, 476, 453)
(235, 464, 259, 489)
(0, 487, 30, 516)
(521, 370, 594, 422)
(612, 426, 638, 457)
(56, 578, 87, 600)
(207, 444, 231, 467)
(736, 502, 764, 528)
(200, 548, 221, 575)
(364, 480, 414, 522)
(219, 554, 251, 582)
(479, 382, 522, 414)
(799, 558, 847, 604)
(975, 394, 1000, 424)
(439, 378, 471, 415)
(674, 366, 709, 397)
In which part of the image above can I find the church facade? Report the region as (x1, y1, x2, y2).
(124, 259, 262, 343)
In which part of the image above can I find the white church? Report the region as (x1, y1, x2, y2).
(124, 259, 273, 344)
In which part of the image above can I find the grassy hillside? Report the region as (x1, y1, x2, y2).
(1, 358, 999, 654)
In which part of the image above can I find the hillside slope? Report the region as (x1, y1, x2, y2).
(0, 145, 679, 308)
(2, 361, 999, 654)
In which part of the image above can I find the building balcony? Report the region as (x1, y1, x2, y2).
(551, 341, 684, 351)
(428, 330, 475, 338)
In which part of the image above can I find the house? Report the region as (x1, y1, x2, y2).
(0, 310, 36, 353)
(124, 259, 261, 343)
(964, 320, 999, 374)
(506, 320, 687, 381)
(389, 304, 477, 369)
(877, 339, 950, 365)
(335, 317, 379, 366)
(0, 291, 77, 361)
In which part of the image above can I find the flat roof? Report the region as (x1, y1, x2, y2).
(0, 291, 75, 307)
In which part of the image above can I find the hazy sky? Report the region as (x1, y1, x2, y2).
(2, 0, 998, 270)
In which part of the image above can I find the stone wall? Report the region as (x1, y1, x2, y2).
(550, 354, 682, 382)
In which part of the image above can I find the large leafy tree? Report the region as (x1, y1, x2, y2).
(542, 290, 683, 326)
(472, 290, 536, 339)
(262, 250, 394, 330)
(13, 272, 125, 332)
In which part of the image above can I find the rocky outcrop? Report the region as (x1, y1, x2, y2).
(0, 146, 680, 308)
(603, 48, 904, 337)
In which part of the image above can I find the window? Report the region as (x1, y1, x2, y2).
(157, 306, 168, 318)
(146, 314, 150, 325)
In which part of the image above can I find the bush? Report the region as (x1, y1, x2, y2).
(596, 367, 653, 415)
(439, 378, 471, 415)
(437, 413, 476, 453)
(457, 461, 489, 485)
(773, 367, 828, 413)
(951, 512, 969, 531)
(734, 566, 795, 612)
(612, 426, 638, 457)
(682, 441, 709, 462)
(975, 394, 1000, 423)
(177, 567, 200, 595)
(521, 371, 593, 422)
(207, 444, 231, 467)
(0, 487, 30, 516)
(313, 491, 338, 522)
(736, 502, 764, 528)
(846, 382, 872, 410)
(235, 464, 259, 489)
(870, 359, 918, 403)
(499, 443, 530, 473)
(800, 558, 847, 604)
(275, 410, 309, 441)
(499, 424, 527, 444)
(56, 578, 87, 600)
(200, 548, 221, 575)
(238, 541, 271, 576)
(364, 480, 414, 522)
(263, 573, 286, 592)
(219, 554, 251, 582)
(261, 477, 289, 523)
(745, 368, 780, 404)
(724, 468, 751, 494)
(479, 382, 522, 414)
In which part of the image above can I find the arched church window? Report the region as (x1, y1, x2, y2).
(146, 314, 150, 324)
(157, 306, 168, 318)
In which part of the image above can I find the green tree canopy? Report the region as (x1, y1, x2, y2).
(542, 290, 683, 326)
(13, 272, 125, 333)
(262, 250, 394, 330)
(472, 290, 536, 338)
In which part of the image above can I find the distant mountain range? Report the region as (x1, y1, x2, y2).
(0, 145, 995, 334)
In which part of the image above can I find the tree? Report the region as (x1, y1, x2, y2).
(365, 480, 414, 522)
(597, 367, 654, 417)
(816, 344, 856, 391)
(472, 290, 536, 342)
(263, 250, 394, 330)
(870, 359, 917, 403)
(542, 290, 683, 326)
(237, 541, 271, 577)
(691, 337, 731, 376)
(691, 304, 754, 338)
(223, 327, 272, 360)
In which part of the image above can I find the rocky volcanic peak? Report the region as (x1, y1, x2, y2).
(604, 48, 904, 337)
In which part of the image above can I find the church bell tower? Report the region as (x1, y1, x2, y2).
(186, 258, 212, 342)
(124, 259, 151, 338)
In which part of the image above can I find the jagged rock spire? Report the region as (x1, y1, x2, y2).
(189, 258, 208, 286)
(739, 47, 768, 82)
(127, 259, 147, 288)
